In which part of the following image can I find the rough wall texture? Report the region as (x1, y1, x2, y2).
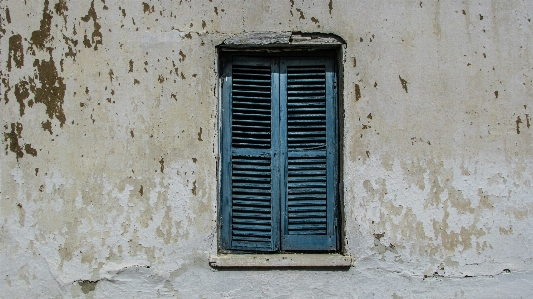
(1, 0, 532, 298)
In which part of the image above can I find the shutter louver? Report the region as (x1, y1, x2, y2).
(280, 59, 337, 251)
(221, 58, 280, 252)
(231, 65, 271, 149)
(231, 156, 273, 247)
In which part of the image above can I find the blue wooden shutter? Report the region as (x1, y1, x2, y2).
(279, 57, 338, 251)
(220, 56, 280, 252)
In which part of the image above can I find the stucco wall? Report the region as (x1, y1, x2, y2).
(1, 0, 532, 298)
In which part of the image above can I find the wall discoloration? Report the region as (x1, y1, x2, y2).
(80, 0, 103, 51)
(7, 34, 24, 71)
(30, 0, 53, 50)
(3, 122, 24, 161)
(1, 0, 533, 298)
(31, 56, 66, 126)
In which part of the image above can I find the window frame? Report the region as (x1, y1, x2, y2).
(217, 49, 342, 255)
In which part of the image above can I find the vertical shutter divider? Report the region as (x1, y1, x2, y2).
(271, 57, 281, 251)
(220, 55, 233, 250)
(279, 58, 289, 245)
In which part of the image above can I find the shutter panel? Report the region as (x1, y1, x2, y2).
(220, 56, 280, 252)
(280, 57, 337, 251)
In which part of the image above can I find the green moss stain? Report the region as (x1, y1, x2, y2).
(78, 280, 98, 294)
(31, 0, 53, 50)
(31, 57, 67, 127)
(8, 35, 24, 71)
(81, 0, 103, 50)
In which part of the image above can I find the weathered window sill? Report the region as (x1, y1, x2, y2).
(209, 254, 352, 268)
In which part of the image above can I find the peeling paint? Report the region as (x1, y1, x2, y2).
(8, 34, 24, 71)
(399, 75, 408, 93)
(81, 0, 103, 50)
(31, 56, 66, 126)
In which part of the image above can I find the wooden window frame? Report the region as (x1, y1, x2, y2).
(218, 50, 341, 254)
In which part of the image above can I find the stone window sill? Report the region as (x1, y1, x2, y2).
(209, 254, 352, 268)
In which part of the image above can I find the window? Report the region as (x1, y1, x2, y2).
(219, 51, 339, 253)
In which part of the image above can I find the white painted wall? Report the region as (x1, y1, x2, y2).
(1, 0, 532, 297)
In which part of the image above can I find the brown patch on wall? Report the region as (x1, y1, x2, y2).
(399, 75, 408, 93)
(516, 116, 522, 134)
(354, 84, 361, 101)
(198, 127, 203, 141)
(526, 114, 531, 129)
(159, 157, 164, 173)
(31, 0, 52, 50)
(139, 185, 144, 196)
(3, 78, 11, 103)
(129, 60, 134, 72)
(328, 0, 333, 14)
(54, 0, 68, 23)
(5, 7, 11, 24)
(499, 226, 512, 235)
(41, 120, 53, 134)
(295, 8, 305, 20)
(311, 17, 319, 24)
(179, 50, 186, 62)
(30, 56, 66, 126)
(142, 2, 154, 14)
(81, 1, 103, 50)
(63, 34, 78, 60)
(14, 81, 30, 116)
(8, 35, 24, 71)
(191, 180, 197, 195)
(24, 144, 37, 157)
(4, 122, 24, 161)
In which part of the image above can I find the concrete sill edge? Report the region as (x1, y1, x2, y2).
(209, 254, 352, 268)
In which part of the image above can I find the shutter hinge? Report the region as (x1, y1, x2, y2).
(334, 81, 337, 89)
